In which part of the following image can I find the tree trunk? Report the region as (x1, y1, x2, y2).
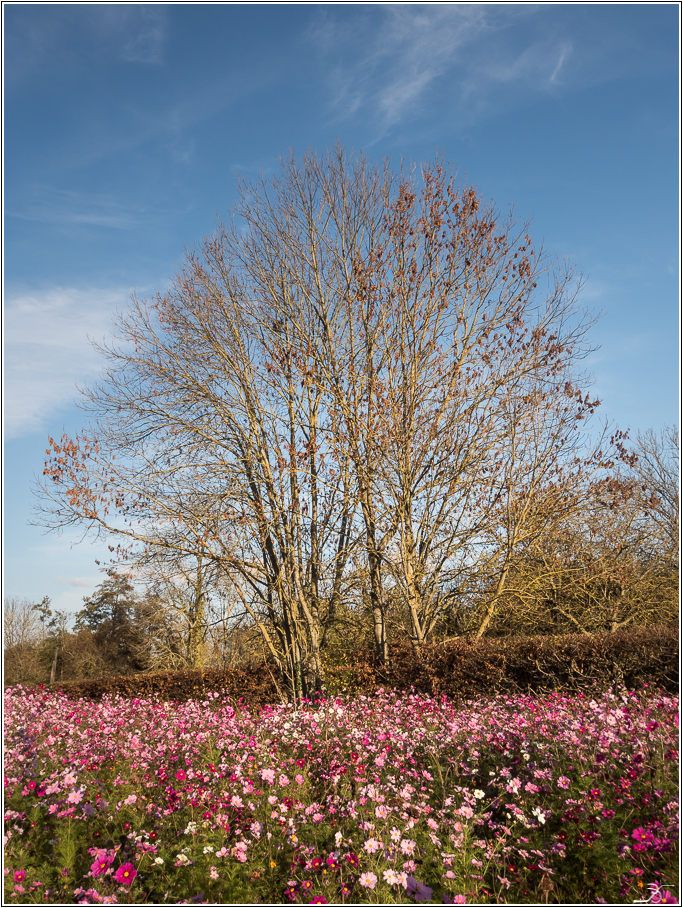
(50, 647, 59, 684)
(475, 567, 509, 639)
(368, 549, 389, 664)
(403, 526, 426, 647)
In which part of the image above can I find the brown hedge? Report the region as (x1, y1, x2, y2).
(34, 624, 678, 708)
(321, 623, 679, 702)
(41, 663, 280, 710)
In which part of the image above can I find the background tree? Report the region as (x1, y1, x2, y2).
(74, 570, 143, 676)
(629, 425, 679, 562)
(131, 554, 239, 671)
(3, 597, 44, 685)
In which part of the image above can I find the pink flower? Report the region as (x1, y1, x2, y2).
(90, 855, 114, 877)
(175, 770, 186, 781)
(113, 863, 136, 886)
(359, 872, 378, 890)
(231, 842, 248, 862)
(364, 837, 382, 854)
(557, 776, 571, 789)
(14, 871, 26, 883)
(650, 886, 678, 904)
(295, 774, 305, 785)
(209, 867, 219, 880)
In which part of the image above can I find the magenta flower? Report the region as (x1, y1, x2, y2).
(175, 770, 187, 781)
(14, 871, 26, 883)
(90, 855, 113, 877)
(114, 863, 137, 886)
(650, 886, 678, 904)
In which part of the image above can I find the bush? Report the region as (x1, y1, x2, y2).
(39, 625, 678, 708)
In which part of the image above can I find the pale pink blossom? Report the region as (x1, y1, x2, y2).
(359, 872, 378, 890)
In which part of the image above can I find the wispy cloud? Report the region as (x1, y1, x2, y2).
(550, 42, 572, 84)
(9, 188, 143, 230)
(309, 7, 577, 135)
(116, 7, 167, 65)
(4, 286, 132, 438)
(312, 6, 487, 130)
(5, 5, 168, 87)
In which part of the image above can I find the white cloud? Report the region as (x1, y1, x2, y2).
(3, 286, 132, 438)
(55, 575, 99, 589)
(310, 7, 578, 135)
(314, 6, 488, 130)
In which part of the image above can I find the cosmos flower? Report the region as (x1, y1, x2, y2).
(359, 872, 378, 889)
(113, 863, 137, 886)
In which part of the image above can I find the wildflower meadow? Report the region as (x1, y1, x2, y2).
(3, 682, 679, 905)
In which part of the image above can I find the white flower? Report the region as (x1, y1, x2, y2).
(154, 857, 164, 865)
(473, 789, 485, 799)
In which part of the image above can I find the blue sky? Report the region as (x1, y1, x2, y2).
(4, 4, 679, 613)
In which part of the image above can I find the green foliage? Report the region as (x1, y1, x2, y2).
(74, 571, 143, 673)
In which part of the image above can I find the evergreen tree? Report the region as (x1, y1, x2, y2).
(75, 570, 143, 674)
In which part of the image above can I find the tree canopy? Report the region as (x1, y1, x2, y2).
(36, 147, 656, 698)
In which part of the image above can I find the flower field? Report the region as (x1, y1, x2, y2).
(4, 683, 679, 905)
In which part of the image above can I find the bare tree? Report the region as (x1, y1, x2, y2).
(35, 146, 623, 691)
(630, 425, 679, 559)
(3, 597, 42, 650)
